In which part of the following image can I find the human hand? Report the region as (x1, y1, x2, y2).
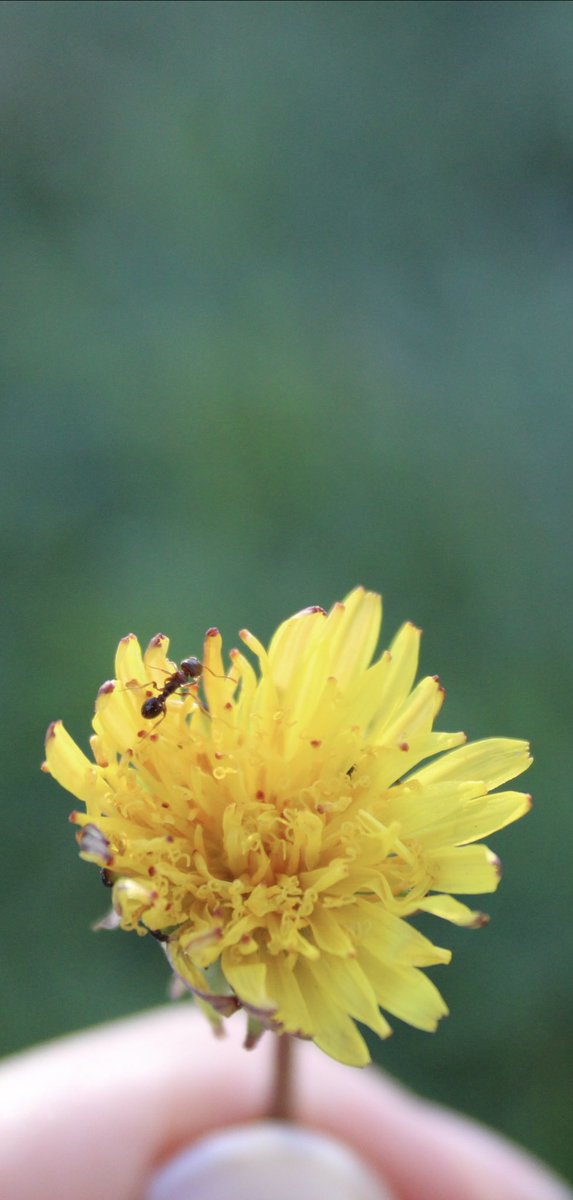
(0, 1006, 569, 1200)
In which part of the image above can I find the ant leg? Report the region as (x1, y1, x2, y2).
(124, 664, 175, 694)
(202, 664, 238, 684)
(119, 678, 161, 698)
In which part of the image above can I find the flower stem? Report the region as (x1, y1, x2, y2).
(268, 1033, 295, 1121)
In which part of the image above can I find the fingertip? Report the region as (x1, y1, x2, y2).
(145, 1123, 394, 1200)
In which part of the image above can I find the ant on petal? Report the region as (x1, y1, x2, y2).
(140, 657, 203, 722)
(138, 645, 234, 736)
(99, 633, 236, 742)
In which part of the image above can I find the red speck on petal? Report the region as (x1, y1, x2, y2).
(224, 702, 233, 711)
(150, 890, 159, 900)
(304, 605, 327, 616)
(473, 912, 490, 928)
(161, 802, 170, 809)
(166, 835, 174, 843)
(239, 629, 249, 639)
(150, 734, 159, 742)
(215, 751, 224, 760)
(310, 739, 321, 748)
(206, 627, 219, 638)
(241, 934, 251, 944)
(148, 866, 157, 877)
(150, 633, 167, 647)
(399, 741, 410, 752)
(98, 681, 115, 696)
(137, 730, 147, 739)
(256, 790, 265, 800)
(121, 634, 136, 644)
(493, 855, 503, 878)
(46, 721, 59, 741)
(69, 811, 79, 824)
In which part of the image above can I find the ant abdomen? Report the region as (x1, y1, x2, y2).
(141, 694, 167, 720)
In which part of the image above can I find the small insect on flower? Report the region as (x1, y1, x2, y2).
(140, 655, 204, 722)
(43, 589, 532, 1067)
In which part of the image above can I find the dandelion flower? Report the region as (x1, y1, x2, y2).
(44, 589, 531, 1067)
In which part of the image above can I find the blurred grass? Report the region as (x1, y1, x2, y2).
(2, 0, 572, 1182)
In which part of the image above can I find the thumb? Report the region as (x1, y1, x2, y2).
(145, 1122, 395, 1200)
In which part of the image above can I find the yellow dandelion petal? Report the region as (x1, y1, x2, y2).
(44, 721, 104, 808)
(264, 955, 313, 1035)
(412, 736, 532, 788)
(339, 900, 452, 967)
(383, 783, 531, 848)
(94, 680, 139, 752)
(267, 604, 328, 694)
(309, 952, 393, 1042)
(357, 949, 449, 1032)
(417, 894, 490, 928)
(202, 627, 236, 715)
(143, 633, 177, 678)
(422, 789, 532, 849)
(228, 647, 258, 719)
(428, 844, 502, 893)
(296, 957, 372, 1066)
(45, 589, 532, 1067)
(320, 587, 382, 687)
(219, 955, 270, 1012)
(114, 633, 146, 685)
(309, 904, 355, 956)
(366, 621, 422, 734)
(378, 674, 445, 745)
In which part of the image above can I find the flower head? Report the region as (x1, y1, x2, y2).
(44, 589, 531, 1066)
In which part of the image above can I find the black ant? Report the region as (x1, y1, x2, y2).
(140, 656, 204, 722)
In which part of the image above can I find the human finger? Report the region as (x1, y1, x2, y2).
(0, 1006, 569, 1200)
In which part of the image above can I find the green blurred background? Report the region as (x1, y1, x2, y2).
(2, 0, 572, 1182)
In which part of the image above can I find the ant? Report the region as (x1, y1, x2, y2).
(140, 656, 204, 722)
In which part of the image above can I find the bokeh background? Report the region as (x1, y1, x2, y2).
(3, 0, 572, 1183)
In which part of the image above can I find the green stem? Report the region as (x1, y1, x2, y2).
(268, 1033, 295, 1121)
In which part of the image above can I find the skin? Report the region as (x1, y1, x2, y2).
(0, 1007, 569, 1200)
